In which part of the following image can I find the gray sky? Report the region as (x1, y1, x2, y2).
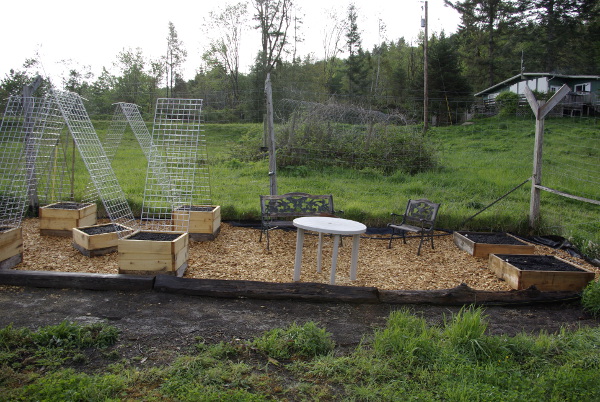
(1, 0, 459, 84)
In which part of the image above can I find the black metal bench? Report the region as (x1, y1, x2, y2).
(259, 192, 339, 250)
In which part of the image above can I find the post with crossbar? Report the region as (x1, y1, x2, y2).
(524, 84, 571, 230)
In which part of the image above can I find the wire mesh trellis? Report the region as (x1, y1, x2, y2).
(31, 94, 73, 206)
(141, 98, 205, 232)
(82, 102, 164, 206)
(50, 90, 139, 237)
(0, 96, 44, 229)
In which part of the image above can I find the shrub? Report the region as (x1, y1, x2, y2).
(495, 92, 520, 116)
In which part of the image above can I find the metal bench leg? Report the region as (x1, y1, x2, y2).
(266, 229, 271, 251)
(417, 231, 425, 256)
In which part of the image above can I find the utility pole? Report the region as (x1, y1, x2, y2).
(423, 0, 429, 133)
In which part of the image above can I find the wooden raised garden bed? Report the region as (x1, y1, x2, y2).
(489, 254, 595, 291)
(72, 223, 132, 257)
(454, 231, 535, 258)
(39, 202, 97, 237)
(0, 227, 23, 269)
(118, 231, 189, 277)
(172, 205, 221, 241)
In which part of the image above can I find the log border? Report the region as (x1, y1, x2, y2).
(0, 269, 582, 305)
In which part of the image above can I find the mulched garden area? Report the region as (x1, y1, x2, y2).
(15, 218, 600, 291)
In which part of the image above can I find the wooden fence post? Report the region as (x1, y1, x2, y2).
(265, 72, 278, 196)
(524, 84, 571, 230)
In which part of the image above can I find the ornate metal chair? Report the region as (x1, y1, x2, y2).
(259, 192, 338, 250)
(387, 199, 440, 255)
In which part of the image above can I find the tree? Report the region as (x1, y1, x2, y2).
(203, 2, 248, 107)
(345, 4, 370, 97)
(0, 57, 48, 112)
(320, 8, 347, 94)
(522, 0, 599, 72)
(165, 22, 187, 98)
(252, 0, 294, 77)
(446, 0, 521, 88)
(427, 33, 472, 123)
(59, 61, 93, 96)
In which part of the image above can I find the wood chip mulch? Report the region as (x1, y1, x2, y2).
(16, 218, 599, 291)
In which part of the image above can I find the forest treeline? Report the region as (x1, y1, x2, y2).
(1, 0, 598, 122)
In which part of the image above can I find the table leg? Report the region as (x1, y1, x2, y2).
(330, 234, 341, 284)
(293, 228, 305, 282)
(350, 234, 361, 281)
(317, 232, 323, 272)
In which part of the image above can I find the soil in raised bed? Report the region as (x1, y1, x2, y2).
(175, 205, 215, 212)
(45, 202, 90, 210)
(79, 224, 128, 235)
(128, 232, 181, 241)
(497, 254, 586, 272)
(461, 232, 526, 246)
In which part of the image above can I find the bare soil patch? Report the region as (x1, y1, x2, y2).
(16, 218, 599, 290)
(497, 254, 589, 272)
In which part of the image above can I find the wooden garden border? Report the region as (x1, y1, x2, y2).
(0, 270, 581, 306)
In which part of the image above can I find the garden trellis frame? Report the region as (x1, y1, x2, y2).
(48, 90, 139, 236)
(0, 96, 45, 229)
(140, 98, 205, 232)
(82, 102, 170, 206)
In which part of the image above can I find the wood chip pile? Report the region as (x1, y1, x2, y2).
(17, 219, 599, 291)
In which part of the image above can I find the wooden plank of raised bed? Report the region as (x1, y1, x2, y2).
(154, 275, 380, 303)
(378, 283, 581, 305)
(0, 270, 154, 291)
(0, 240, 23, 262)
(0, 228, 21, 247)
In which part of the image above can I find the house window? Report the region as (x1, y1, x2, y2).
(574, 83, 591, 93)
(549, 86, 561, 93)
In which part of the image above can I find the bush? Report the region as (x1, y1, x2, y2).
(495, 92, 520, 116)
(582, 280, 600, 316)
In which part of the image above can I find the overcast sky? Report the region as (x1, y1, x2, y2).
(1, 0, 460, 84)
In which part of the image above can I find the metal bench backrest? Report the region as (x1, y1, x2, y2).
(260, 192, 335, 219)
(403, 198, 440, 229)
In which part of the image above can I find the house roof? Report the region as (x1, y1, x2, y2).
(474, 73, 600, 97)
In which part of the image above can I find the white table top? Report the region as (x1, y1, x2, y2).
(293, 216, 367, 235)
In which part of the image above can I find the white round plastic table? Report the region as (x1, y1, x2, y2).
(292, 216, 367, 284)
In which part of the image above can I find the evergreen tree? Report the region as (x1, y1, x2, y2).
(345, 4, 370, 97)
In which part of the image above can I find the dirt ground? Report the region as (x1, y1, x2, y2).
(2, 218, 600, 366)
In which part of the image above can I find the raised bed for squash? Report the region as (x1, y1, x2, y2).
(489, 254, 595, 291)
(0, 227, 23, 269)
(118, 231, 189, 277)
(39, 202, 97, 237)
(172, 205, 221, 241)
(72, 223, 132, 257)
(454, 231, 535, 258)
